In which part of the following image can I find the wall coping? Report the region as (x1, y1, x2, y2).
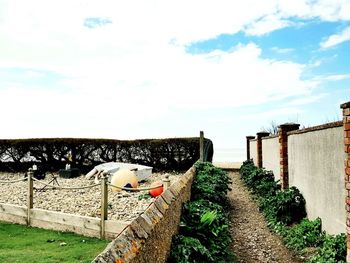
(261, 134, 279, 140)
(288, 121, 343, 135)
(250, 139, 258, 142)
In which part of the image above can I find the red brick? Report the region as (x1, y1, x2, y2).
(345, 138, 350, 145)
(345, 131, 350, 138)
(344, 116, 350, 123)
(346, 197, 350, 205)
(345, 123, 350, 131)
(347, 235, 350, 248)
(345, 145, 350, 153)
(346, 167, 350, 176)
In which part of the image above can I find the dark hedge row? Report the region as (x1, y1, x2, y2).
(0, 137, 213, 173)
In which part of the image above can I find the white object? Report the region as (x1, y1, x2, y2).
(85, 162, 152, 182)
(32, 164, 37, 170)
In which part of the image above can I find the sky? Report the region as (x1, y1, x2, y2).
(0, 0, 350, 162)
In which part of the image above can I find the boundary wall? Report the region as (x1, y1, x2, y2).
(247, 121, 345, 234)
(92, 166, 195, 263)
(249, 140, 258, 166)
(288, 123, 345, 234)
(261, 135, 280, 181)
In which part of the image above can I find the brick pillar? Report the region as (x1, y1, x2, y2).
(246, 136, 255, 160)
(341, 102, 350, 263)
(278, 123, 300, 189)
(256, 132, 270, 168)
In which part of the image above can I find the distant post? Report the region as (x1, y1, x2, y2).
(199, 131, 204, 162)
(246, 136, 255, 160)
(340, 101, 350, 263)
(27, 169, 34, 226)
(256, 132, 270, 168)
(100, 175, 108, 239)
(278, 123, 300, 189)
(163, 174, 170, 191)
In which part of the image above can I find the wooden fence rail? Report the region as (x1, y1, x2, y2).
(0, 169, 171, 240)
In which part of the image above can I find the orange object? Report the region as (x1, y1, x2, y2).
(149, 180, 164, 197)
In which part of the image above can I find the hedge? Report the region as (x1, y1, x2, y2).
(0, 137, 213, 173)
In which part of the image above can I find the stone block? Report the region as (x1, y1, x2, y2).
(154, 196, 169, 214)
(144, 203, 163, 225)
(136, 214, 153, 235)
(130, 219, 148, 239)
(161, 189, 176, 205)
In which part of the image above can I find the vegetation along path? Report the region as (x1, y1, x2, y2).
(228, 171, 303, 263)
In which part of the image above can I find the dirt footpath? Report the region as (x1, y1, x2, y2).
(228, 172, 303, 263)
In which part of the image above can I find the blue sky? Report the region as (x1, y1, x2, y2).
(0, 0, 349, 162)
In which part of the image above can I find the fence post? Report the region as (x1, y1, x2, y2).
(256, 132, 270, 168)
(27, 169, 33, 226)
(278, 123, 300, 190)
(341, 102, 350, 263)
(163, 174, 170, 191)
(199, 131, 204, 162)
(246, 136, 255, 160)
(100, 175, 108, 239)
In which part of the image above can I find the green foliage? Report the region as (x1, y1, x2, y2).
(168, 235, 213, 263)
(261, 187, 306, 225)
(193, 162, 231, 204)
(169, 162, 235, 263)
(0, 221, 108, 263)
(281, 218, 324, 251)
(240, 160, 305, 226)
(239, 161, 346, 263)
(308, 234, 346, 263)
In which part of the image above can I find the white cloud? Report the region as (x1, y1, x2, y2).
(320, 26, 350, 48)
(320, 73, 350, 81)
(0, 0, 348, 150)
(270, 47, 295, 54)
(245, 15, 293, 36)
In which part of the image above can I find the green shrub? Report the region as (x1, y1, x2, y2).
(169, 162, 234, 263)
(308, 234, 346, 263)
(192, 162, 231, 204)
(261, 187, 306, 225)
(168, 235, 213, 263)
(180, 199, 232, 260)
(282, 218, 324, 251)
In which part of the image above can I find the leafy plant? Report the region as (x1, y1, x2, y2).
(282, 218, 324, 251)
(193, 162, 231, 204)
(261, 187, 306, 225)
(168, 235, 213, 263)
(169, 162, 235, 263)
(308, 234, 346, 263)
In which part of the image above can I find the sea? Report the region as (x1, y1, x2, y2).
(212, 148, 245, 163)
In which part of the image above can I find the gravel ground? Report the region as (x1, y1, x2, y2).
(0, 171, 180, 222)
(229, 171, 304, 263)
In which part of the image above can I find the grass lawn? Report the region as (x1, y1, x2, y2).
(0, 221, 109, 263)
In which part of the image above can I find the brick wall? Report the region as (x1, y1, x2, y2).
(341, 102, 350, 263)
(278, 123, 299, 189)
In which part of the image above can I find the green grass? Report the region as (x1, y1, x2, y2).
(0, 221, 109, 263)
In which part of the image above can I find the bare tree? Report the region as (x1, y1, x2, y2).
(260, 120, 279, 135)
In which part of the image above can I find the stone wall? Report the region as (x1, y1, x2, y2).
(92, 166, 195, 263)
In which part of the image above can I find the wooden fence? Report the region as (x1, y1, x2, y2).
(0, 169, 170, 240)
